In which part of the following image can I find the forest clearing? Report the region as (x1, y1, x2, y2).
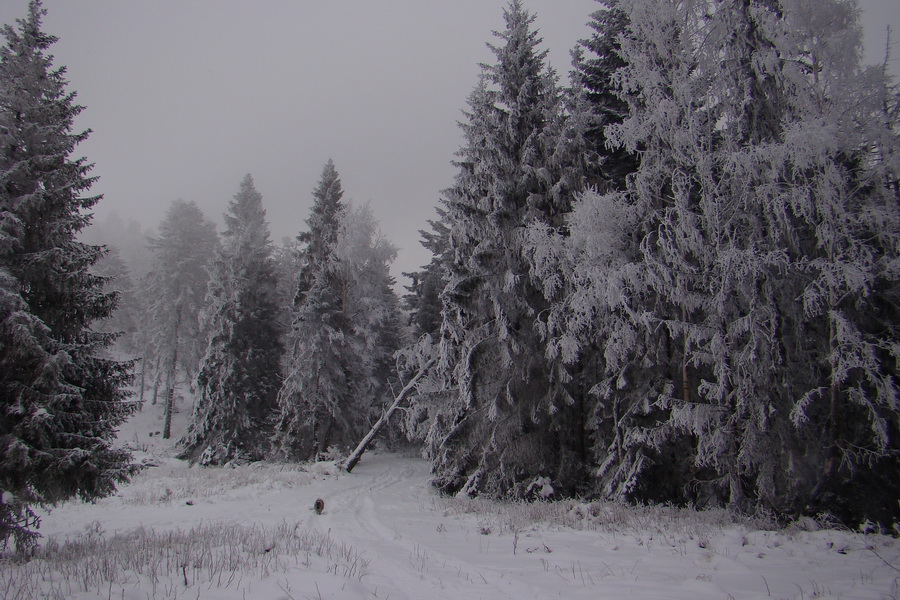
(2, 399, 898, 599)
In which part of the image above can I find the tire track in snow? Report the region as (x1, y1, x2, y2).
(319, 454, 545, 599)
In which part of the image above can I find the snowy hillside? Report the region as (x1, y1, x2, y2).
(2, 398, 898, 600)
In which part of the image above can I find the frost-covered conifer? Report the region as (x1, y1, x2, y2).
(275, 163, 402, 460)
(180, 175, 283, 465)
(525, 185, 668, 501)
(332, 203, 403, 423)
(596, 0, 795, 509)
(762, 0, 900, 521)
(0, 0, 135, 549)
(516, 6, 636, 493)
(298, 159, 344, 294)
(548, 0, 898, 522)
(419, 1, 585, 498)
(274, 161, 348, 459)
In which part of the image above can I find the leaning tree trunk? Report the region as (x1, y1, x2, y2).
(342, 358, 436, 472)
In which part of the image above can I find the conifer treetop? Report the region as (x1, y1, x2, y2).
(222, 174, 271, 254)
(485, 0, 550, 106)
(300, 159, 345, 266)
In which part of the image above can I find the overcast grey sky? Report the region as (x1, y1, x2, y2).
(1, 1, 897, 285)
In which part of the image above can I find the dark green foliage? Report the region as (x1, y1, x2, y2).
(423, 1, 586, 498)
(0, 0, 135, 550)
(575, 0, 637, 191)
(275, 162, 402, 460)
(180, 175, 283, 465)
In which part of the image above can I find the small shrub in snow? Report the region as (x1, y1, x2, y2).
(526, 477, 555, 500)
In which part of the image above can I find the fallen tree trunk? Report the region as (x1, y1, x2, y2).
(342, 357, 436, 473)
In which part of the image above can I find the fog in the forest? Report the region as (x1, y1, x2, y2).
(0, 0, 896, 283)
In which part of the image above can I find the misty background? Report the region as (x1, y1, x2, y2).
(0, 0, 896, 285)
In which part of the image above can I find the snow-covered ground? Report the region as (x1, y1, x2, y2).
(3, 396, 898, 599)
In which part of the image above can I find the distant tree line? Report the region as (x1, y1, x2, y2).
(1, 0, 897, 551)
(121, 161, 403, 470)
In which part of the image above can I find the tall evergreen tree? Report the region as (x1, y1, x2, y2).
(420, 1, 584, 498)
(765, 0, 899, 521)
(180, 175, 283, 465)
(332, 203, 404, 448)
(143, 200, 218, 438)
(297, 159, 345, 295)
(0, 0, 134, 549)
(275, 162, 402, 460)
(274, 161, 350, 459)
(516, 5, 633, 493)
(612, 0, 795, 509)
(610, 0, 899, 516)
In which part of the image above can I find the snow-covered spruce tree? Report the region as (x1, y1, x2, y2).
(520, 0, 649, 501)
(180, 175, 283, 465)
(650, 0, 900, 519)
(143, 200, 219, 438)
(275, 162, 402, 460)
(332, 203, 403, 436)
(420, 1, 586, 498)
(526, 179, 685, 501)
(599, 0, 798, 510)
(0, 0, 134, 550)
(274, 160, 347, 459)
(0, 266, 75, 549)
(526, 0, 795, 505)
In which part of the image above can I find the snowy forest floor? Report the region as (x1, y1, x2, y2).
(2, 394, 899, 600)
